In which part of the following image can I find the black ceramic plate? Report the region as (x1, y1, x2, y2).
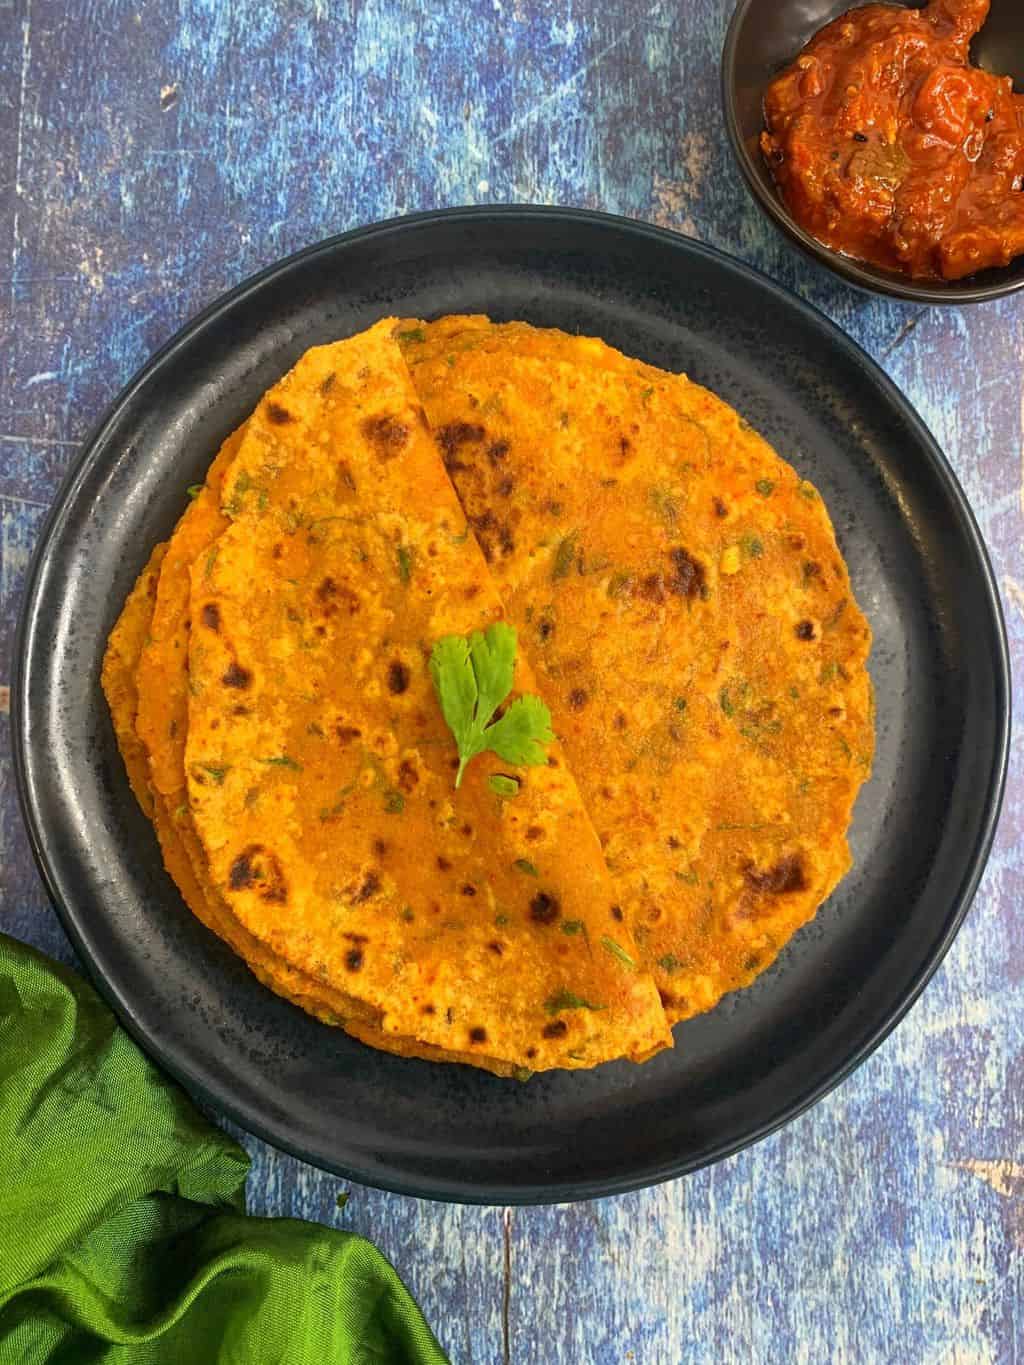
(13, 208, 1009, 1204)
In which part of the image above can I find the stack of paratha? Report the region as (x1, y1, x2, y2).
(103, 316, 873, 1076)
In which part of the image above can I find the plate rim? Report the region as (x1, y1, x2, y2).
(12, 205, 1012, 1204)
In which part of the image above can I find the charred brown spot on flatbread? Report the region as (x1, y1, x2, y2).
(658, 988, 688, 1014)
(530, 892, 560, 925)
(361, 414, 410, 460)
(351, 872, 381, 904)
(469, 509, 516, 563)
(639, 574, 666, 603)
(542, 1019, 568, 1039)
(387, 660, 411, 694)
(228, 844, 288, 905)
(229, 850, 256, 890)
(316, 576, 359, 616)
(222, 661, 252, 689)
(201, 603, 220, 631)
(668, 547, 707, 599)
(743, 853, 807, 897)
(437, 421, 485, 472)
(266, 401, 294, 425)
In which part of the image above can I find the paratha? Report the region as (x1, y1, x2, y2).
(183, 319, 671, 1074)
(402, 317, 874, 1023)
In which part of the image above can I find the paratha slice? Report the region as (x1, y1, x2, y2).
(402, 317, 874, 1024)
(135, 428, 245, 804)
(102, 543, 301, 1005)
(125, 428, 382, 1029)
(185, 319, 670, 1073)
(101, 543, 167, 820)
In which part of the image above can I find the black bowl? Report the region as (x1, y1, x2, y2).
(722, 0, 1024, 304)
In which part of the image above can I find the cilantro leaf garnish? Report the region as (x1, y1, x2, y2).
(488, 774, 520, 798)
(259, 754, 302, 771)
(600, 936, 636, 969)
(552, 530, 580, 580)
(396, 544, 413, 585)
(544, 989, 605, 1015)
(429, 623, 554, 787)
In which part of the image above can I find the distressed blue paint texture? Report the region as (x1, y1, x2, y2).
(1, 2, 1021, 1362)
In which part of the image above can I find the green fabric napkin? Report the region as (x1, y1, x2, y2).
(0, 932, 449, 1364)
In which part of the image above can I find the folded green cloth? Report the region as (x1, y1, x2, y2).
(0, 933, 449, 1364)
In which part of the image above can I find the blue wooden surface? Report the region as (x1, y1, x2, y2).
(1, 2, 1022, 1361)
